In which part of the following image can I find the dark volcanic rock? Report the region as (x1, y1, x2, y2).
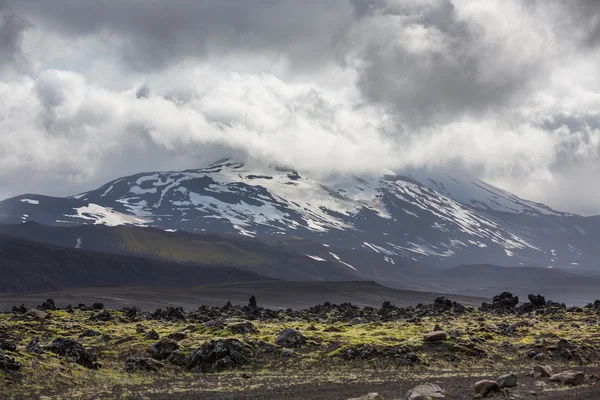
(37, 298, 56, 311)
(275, 328, 306, 348)
(474, 380, 500, 398)
(89, 310, 113, 322)
(122, 306, 143, 321)
(528, 294, 546, 308)
(185, 338, 251, 373)
(229, 321, 257, 334)
(0, 353, 22, 371)
(144, 330, 160, 340)
(45, 338, 99, 369)
(0, 338, 17, 352)
(481, 292, 519, 312)
(124, 356, 163, 373)
(148, 339, 179, 361)
(25, 337, 43, 354)
(166, 332, 187, 341)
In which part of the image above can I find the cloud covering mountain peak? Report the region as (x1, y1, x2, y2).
(1, 0, 600, 214)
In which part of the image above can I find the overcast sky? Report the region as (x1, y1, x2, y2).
(1, 0, 600, 215)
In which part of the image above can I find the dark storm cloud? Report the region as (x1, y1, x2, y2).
(11, 0, 356, 71)
(0, 0, 28, 70)
(1, 0, 600, 215)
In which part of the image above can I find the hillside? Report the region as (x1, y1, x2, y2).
(0, 235, 272, 293)
(1, 159, 599, 271)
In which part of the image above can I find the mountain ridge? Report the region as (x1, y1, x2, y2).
(1, 159, 598, 271)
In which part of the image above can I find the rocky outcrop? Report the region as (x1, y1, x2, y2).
(275, 329, 306, 348)
(148, 339, 179, 361)
(185, 338, 251, 373)
(45, 338, 99, 369)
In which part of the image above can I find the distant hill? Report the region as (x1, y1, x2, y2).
(0, 234, 272, 293)
(0, 223, 358, 281)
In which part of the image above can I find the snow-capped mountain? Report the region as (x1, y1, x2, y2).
(1, 159, 598, 270)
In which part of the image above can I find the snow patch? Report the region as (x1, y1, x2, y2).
(20, 199, 39, 205)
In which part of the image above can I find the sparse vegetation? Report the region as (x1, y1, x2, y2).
(1, 294, 599, 399)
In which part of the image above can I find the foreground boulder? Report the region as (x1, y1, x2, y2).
(474, 380, 499, 398)
(275, 328, 306, 348)
(533, 365, 553, 378)
(423, 331, 447, 342)
(148, 339, 179, 361)
(124, 357, 163, 373)
(45, 338, 99, 369)
(549, 370, 585, 386)
(406, 383, 445, 399)
(347, 394, 383, 400)
(0, 353, 22, 371)
(497, 373, 517, 388)
(185, 338, 251, 373)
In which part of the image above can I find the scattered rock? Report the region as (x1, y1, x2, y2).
(100, 334, 112, 343)
(229, 321, 257, 334)
(166, 350, 187, 367)
(533, 365, 553, 378)
(148, 339, 179, 361)
(474, 380, 500, 398)
(136, 325, 146, 334)
(144, 330, 160, 340)
(406, 383, 445, 399)
(275, 328, 306, 348)
(0, 353, 22, 371)
(528, 294, 546, 308)
(423, 331, 447, 342)
(24, 308, 48, 320)
(481, 292, 519, 311)
(25, 337, 43, 354)
(347, 393, 383, 400)
(166, 332, 187, 341)
(497, 373, 517, 388)
(45, 338, 99, 369)
(79, 329, 102, 338)
(91, 302, 105, 310)
(38, 298, 57, 311)
(282, 348, 294, 357)
(549, 370, 585, 386)
(124, 356, 163, 373)
(185, 338, 251, 373)
(122, 306, 142, 321)
(0, 338, 17, 352)
(89, 310, 113, 322)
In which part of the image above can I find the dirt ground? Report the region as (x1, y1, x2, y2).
(147, 368, 600, 400)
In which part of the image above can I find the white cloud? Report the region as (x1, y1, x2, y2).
(0, 0, 600, 215)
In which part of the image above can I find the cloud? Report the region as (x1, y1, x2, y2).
(0, 0, 600, 215)
(0, 0, 29, 72)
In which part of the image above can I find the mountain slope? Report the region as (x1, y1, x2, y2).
(0, 223, 358, 282)
(0, 234, 273, 293)
(1, 159, 598, 270)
